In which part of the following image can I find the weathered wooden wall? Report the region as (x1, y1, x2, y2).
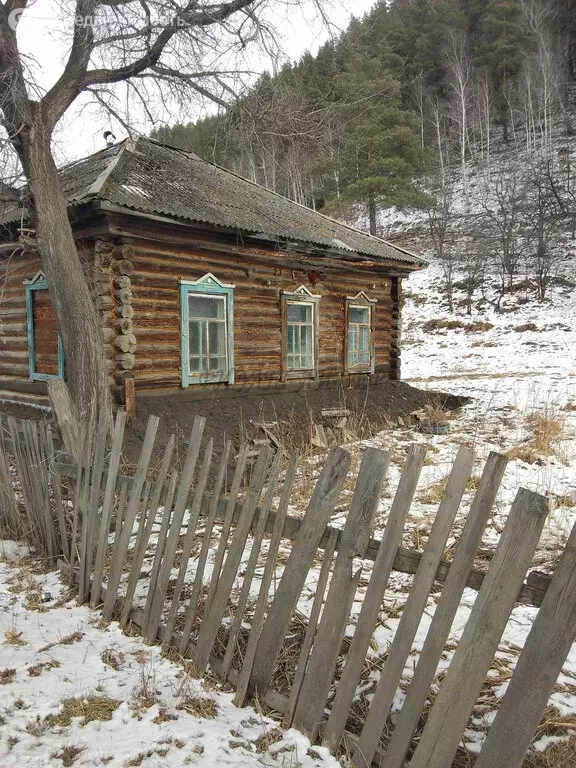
(0, 244, 95, 393)
(0, 250, 42, 383)
(123, 239, 394, 390)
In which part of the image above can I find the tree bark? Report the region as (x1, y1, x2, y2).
(15, 126, 112, 430)
(368, 193, 377, 236)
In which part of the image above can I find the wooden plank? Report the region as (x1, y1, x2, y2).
(383, 451, 508, 768)
(102, 415, 159, 620)
(193, 446, 273, 675)
(179, 439, 232, 654)
(68, 423, 88, 585)
(0, 418, 21, 539)
(474, 519, 576, 768)
(233, 453, 298, 707)
(284, 528, 339, 728)
(47, 379, 79, 462)
(140, 467, 178, 634)
(323, 443, 427, 752)
(248, 446, 351, 698)
(221, 451, 283, 678)
(165, 438, 214, 640)
(292, 447, 390, 739)
(77, 417, 95, 602)
(142, 416, 206, 643)
(204, 443, 249, 613)
(46, 425, 70, 562)
(80, 409, 109, 603)
(352, 445, 475, 767)
(409, 488, 549, 768)
(119, 434, 176, 626)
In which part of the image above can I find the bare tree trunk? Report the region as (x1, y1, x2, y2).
(16, 129, 112, 430)
(368, 193, 377, 236)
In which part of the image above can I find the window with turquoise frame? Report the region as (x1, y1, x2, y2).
(180, 274, 235, 387)
(24, 272, 65, 382)
(346, 291, 376, 374)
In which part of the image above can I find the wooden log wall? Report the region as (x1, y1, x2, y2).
(125, 239, 395, 390)
(0, 250, 43, 382)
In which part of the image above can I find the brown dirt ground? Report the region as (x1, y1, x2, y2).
(0, 379, 469, 471)
(122, 379, 469, 466)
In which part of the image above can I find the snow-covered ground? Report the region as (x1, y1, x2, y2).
(0, 544, 338, 768)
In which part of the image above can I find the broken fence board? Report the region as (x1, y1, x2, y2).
(409, 488, 549, 768)
(165, 438, 214, 640)
(142, 416, 206, 643)
(193, 446, 273, 674)
(283, 528, 339, 729)
(323, 443, 427, 752)
(179, 439, 232, 654)
(91, 410, 127, 608)
(221, 452, 283, 678)
(233, 453, 298, 707)
(248, 446, 351, 698)
(474, 519, 576, 768)
(352, 445, 475, 767)
(293, 446, 390, 739)
(102, 415, 159, 620)
(383, 450, 508, 768)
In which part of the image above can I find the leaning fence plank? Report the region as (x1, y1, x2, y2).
(352, 445, 475, 767)
(91, 410, 128, 607)
(180, 439, 232, 654)
(142, 416, 206, 642)
(248, 446, 351, 698)
(284, 528, 339, 728)
(0, 423, 20, 538)
(102, 415, 159, 620)
(193, 446, 273, 675)
(46, 425, 70, 562)
(77, 418, 95, 601)
(221, 452, 283, 678)
(119, 434, 176, 627)
(204, 443, 250, 613)
(292, 447, 390, 739)
(474, 519, 576, 768)
(408, 488, 549, 768)
(383, 451, 508, 768)
(80, 409, 109, 603)
(323, 443, 427, 752)
(164, 438, 214, 640)
(69, 423, 88, 584)
(233, 453, 298, 707)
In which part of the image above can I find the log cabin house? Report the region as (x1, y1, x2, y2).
(0, 137, 425, 409)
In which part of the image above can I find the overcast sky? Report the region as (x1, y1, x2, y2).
(14, 0, 376, 163)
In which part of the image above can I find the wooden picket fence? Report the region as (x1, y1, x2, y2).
(1, 409, 576, 768)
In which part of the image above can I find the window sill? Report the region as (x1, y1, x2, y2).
(285, 369, 317, 380)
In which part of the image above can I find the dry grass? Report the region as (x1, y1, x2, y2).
(28, 660, 60, 677)
(418, 477, 448, 505)
(521, 738, 576, 767)
(178, 695, 218, 718)
(253, 727, 284, 753)
(100, 646, 125, 671)
(51, 745, 85, 767)
(507, 408, 566, 464)
(0, 668, 16, 684)
(45, 695, 121, 727)
(4, 629, 26, 645)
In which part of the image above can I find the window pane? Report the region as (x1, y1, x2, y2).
(189, 295, 224, 319)
(288, 303, 312, 323)
(359, 326, 369, 352)
(288, 325, 297, 355)
(208, 321, 226, 358)
(189, 321, 201, 356)
(350, 306, 369, 324)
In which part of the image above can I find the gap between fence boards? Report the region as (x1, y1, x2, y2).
(51, 455, 549, 608)
(57, 559, 386, 765)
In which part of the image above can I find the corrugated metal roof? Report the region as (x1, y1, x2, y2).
(2, 137, 425, 267)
